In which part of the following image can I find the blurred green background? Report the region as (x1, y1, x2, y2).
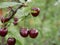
(0, 0, 60, 45)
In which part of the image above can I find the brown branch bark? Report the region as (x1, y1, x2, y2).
(6, 3, 26, 22)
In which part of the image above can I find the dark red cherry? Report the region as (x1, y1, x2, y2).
(5, 17, 9, 22)
(7, 37, 16, 45)
(29, 28, 38, 38)
(14, 17, 18, 22)
(0, 28, 8, 37)
(20, 28, 28, 37)
(1, 17, 5, 23)
(13, 21, 18, 25)
(31, 7, 40, 17)
(1, 17, 9, 23)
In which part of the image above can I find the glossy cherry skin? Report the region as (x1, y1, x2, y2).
(1, 17, 5, 23)
(31, 7, 40, 17)
(0, 28, 8, 37)
(29, 28, 38, 38)
(13, 21, 18, 25)
(1, 17, 9, 23)
(13, 17, 18, 25)
(20, 28, 28, 37)
(5, 17, 10, 22)
(7, 37, 16, 45)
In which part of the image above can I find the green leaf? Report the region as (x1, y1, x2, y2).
(15, 7, 30, 18)
(0, 2, 21, 8)
(19, 0, 25, 3)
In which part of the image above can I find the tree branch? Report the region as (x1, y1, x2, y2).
(6, 3, 26, 22)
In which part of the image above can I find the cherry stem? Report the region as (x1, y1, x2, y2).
(1, 37, 5, 45)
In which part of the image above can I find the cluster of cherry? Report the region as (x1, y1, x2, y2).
(0, 7, 40, 45)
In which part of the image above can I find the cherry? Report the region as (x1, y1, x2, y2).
(20, 28, 28, 37)
(0, 27, 8, 37)
(13, 17, 18, 25)
(29, 28, 38, 38)
(14, 17, 18, 22)
(1, 17, 5, 23)
(5, 17, 9, 22)
(7, 37, 16, 45)
(31, 7, 40, 17)
(13, 21, 18, 25)
(1, 17, 9, 23)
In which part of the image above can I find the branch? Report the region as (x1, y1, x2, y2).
(6, 3, 27, 22)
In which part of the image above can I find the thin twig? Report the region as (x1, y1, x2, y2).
(6, 3, 26, 22)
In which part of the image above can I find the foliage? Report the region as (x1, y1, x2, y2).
(0, 0, 60, 45)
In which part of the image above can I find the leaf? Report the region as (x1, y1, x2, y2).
(15, 7, 30, 18)
(19, 0, 25, 3)
(0, 2, 21, 8)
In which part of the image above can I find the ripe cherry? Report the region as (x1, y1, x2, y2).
(20, 28, 28, 37)
(1, 17, 5, 23)
(13, 17, 18, 25)
(5, 17, 9, 22)
(29, 28, 38, 38)
(7, 37, 16, 45)
(1, 17, 9, 23)
(31, 7, 40, 17)
(13, 21, 18, 25)
(0, 27, 8, 37)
